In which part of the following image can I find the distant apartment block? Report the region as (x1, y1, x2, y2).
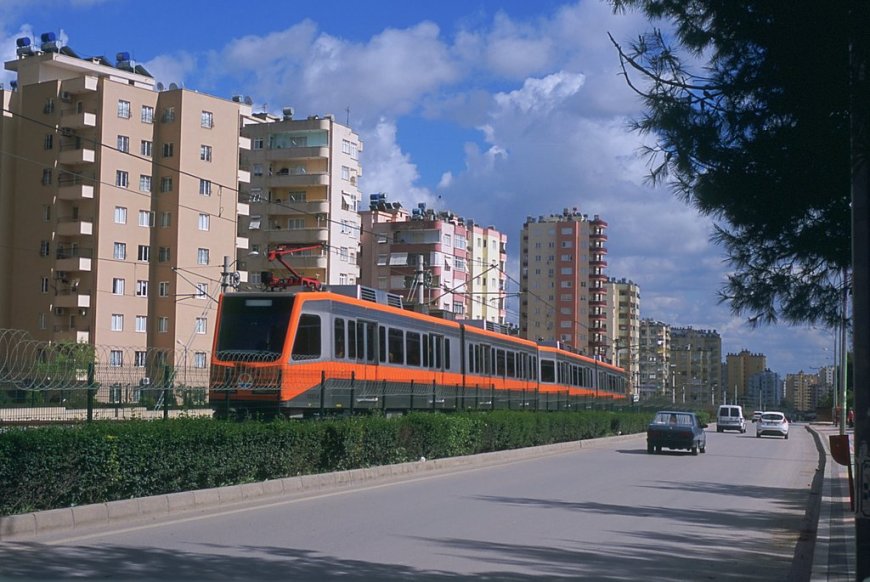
(604, 278, 640, 396)
(746, 369, 782, 410)
(520, 209, 608, 355)
(0, 36, 248, 368)
(724, 349, 767, 404)
(786, 371, 820, 413)
(670, 327, 722, 406)
(239, 108, 362, 287)
(359, 196, 507, 321)
(638, 319, 671, 400)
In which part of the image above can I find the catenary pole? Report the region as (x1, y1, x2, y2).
(849, 0, 870, 578)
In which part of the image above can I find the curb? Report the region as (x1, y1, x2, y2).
(0, 431, 645, 541)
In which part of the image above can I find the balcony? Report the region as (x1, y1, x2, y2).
(238, 136, 251, 151)
(60, 110, 97, 130)
(59, 145, 96, 166)
(269, 200, 329, 215)
(589, 300, 607, 307)
(590, 231, 607, 241)
(266, 145, 329, 161)
(590, 259, 608, 268)
(56, 256, 92, 272)
(268, 171, 330, 189)
(236, 235, 249, 250)
(53, 326, 90, 344)
(265, 227, 328, 245)
(57, 218, 93, 237)
(58, 183, 94, 201)
(237, 169, 250, 184)
(62, 75, 98, 94)
(54, 291, 91, 309)
(283, 255, 328, 270)
(237, 201, 249, 216)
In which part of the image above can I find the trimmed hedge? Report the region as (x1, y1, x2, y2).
(0, 410, 649, 516)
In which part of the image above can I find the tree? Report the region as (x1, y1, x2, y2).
(608, 1, 852, 326)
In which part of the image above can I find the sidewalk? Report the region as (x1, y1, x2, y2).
(809, 424, 855, 581)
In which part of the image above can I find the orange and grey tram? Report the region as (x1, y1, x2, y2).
(209, 286, 627, 417)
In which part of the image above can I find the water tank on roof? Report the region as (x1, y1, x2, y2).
(16, 37, 33, 57)
(40, 32, 59, 52)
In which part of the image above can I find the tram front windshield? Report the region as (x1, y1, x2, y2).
(215, 295, 295, 360)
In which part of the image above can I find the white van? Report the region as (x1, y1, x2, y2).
(717, 405, 746, 433)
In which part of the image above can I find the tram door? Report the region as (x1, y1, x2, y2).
(354, 319, 378, 386)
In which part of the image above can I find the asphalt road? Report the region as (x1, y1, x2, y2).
(0, 425, 819, 581)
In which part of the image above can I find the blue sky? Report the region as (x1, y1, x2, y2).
(0, 0, 838, 377)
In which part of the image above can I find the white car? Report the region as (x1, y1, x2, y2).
(756, 411, 789, 439)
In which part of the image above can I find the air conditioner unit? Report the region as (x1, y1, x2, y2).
(140, 377, 151, 386)
(54, 307, 66, 316)
(60, 91, 72, 103)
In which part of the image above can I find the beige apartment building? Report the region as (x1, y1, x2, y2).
(670, 327, 722, 407)
(638, 319, 672, 400)
(239, 109, 362, 287)
(786, 371, 820, 413)
(0, 38, 249, 382)
(605, 278, 640, 397)
(724, 349, 767, 404)
(359, 196, 507, 322)
(519, 209, 608, 356)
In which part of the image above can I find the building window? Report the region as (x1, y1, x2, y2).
(160, 176, 172, 192)
(112, 278, 125, 295)
(141, 105, 154, 124)
(139, 175, 152, 193)
(116, 170, 129, 188)
(252, 164, 264, 176)
(200, 145, 212, 162)
(158, 247, 171, 262)
(42, 169, 52, 185)
(288, 218, 304, 229)
(42, 205, 51, 221)
(135, 315, 147, 333)
(117, 135, 129, 152)
(110, 350, 123, 367)
(114, 206, 127, 224)
(40, 277, 49, 293)
(198, 213, 210, 231)
(117, 100, 131, 119)
(44, 98, 54, 114)
(111, 314, 124, 331)
(136, 280, 148, 297)
(140, 140, 153, 157)
(197, 248, 209, 265)
(158, 281, 169, 297)
(201, 111, 213, 128)
(158, 317, 169, 333)
(248, 216, 261, 230)
(194, 352, 207, 368)
(44, 134, 53, 149)
(162, 143, 174, 158)
(341, 166, 350, 180)
(195, 317, 207, 334)
(134, 351, 147, 367)
(162, 107, 175, 123)
(195, 283, 208, 299)
(137, 245, 150, 262)
(39, 241, 50, 257)
(199, 179, 211, 196)
(159, 212, 171, 227)
(253, 137, 264, 149)
(114, 242, 127, 260)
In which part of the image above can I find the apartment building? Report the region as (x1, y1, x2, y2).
(239, 108, 362, 287)
(604, 278, 640, 396)
(670, 327, 722, 406)
(724, 349, 767, 404)
(0, 36, 248, 376)
(637, 320, 671, 400)
(359, 197, 507, 320)
(519, 209, 608, 356)
(747, 369, 782, 410)
(786, 371, 820, 413)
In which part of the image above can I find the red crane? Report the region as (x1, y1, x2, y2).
(262, 243, 325, 290)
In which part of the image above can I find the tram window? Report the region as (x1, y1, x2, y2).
(291, 314, 321, 360)
(422, 334, 430, 367)
(388, 328, 404, 364)
(506, 351, 515, 378)
(530, 356, 536, 380)
(434, 335, 443, 369)
(445, 338, 450, 370)
(365, 322, 376, 362)
(406, 332, 421, 366)
(356, 321, 365, 360)
(483, 345, 492, 375)
(468, 344, 475, 373)
(334, 318, 345, 358)
(572, 365, 579, 386)
(379, 326, 387, 363)
(348, 320, 357, 359)
(541, 359, 555, 383)
(496, 349, 506, 377)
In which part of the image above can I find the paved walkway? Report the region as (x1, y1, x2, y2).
(809, 424, 856, 581)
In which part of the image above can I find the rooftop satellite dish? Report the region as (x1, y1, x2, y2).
(156, 82, 165, 91)
(244, 96, 253, 106)
(169, 82, 179, 90)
